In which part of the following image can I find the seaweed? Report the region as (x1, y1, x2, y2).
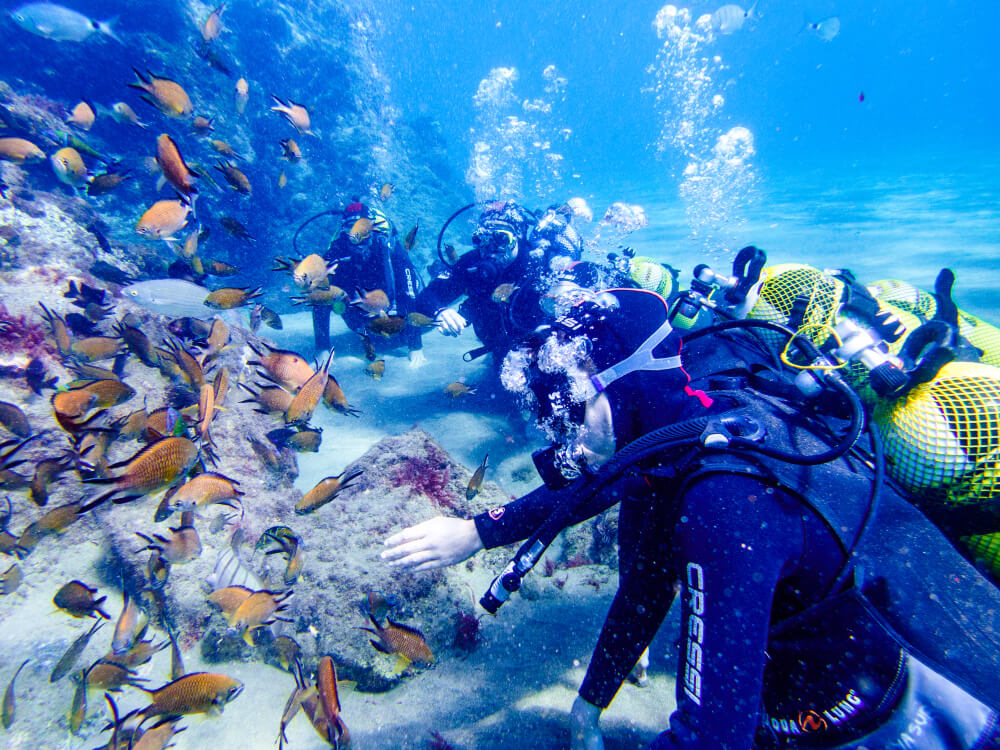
(391, 441, 457, 509)
(451, 604, 483, 654)
(0, 302, 52, 359)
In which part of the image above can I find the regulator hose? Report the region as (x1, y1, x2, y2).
(436, 203, 477, 267)
(292, 209, 343, 258)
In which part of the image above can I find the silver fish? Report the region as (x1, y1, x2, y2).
(711, 3, 756, 34)
(121, 280, 216, 319)
(9, 3, 120, 42)
(807, 16, 840, 42)
(206, 528, 264, 591)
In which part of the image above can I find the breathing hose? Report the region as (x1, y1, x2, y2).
(436, 203, 477, 267)
(292, 209, 343, 258)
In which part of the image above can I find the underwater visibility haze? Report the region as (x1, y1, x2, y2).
(0, 0, 998, 748)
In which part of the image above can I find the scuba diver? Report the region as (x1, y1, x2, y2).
(415, 200, 584, 366)
(382, 255, 1000, 749)
(313, 201, 426, 365)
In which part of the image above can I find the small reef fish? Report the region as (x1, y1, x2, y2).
(258, 527, 304, 585)
(806, 16, 841, 41)
(492, 282, 518, 303)
(111, 591, 144, 655)
(0, 137, 45, 163)
(80, 435, 199, 509)
(350, 287, 390, 316)
(365, 359, 385, 380)
(156, 133, 198, 203)
(403, 223, 418, 251)
(86, 658, 146, 691)
(70, 335, 122, 362)
(407, 312, 437, 328)
(9, 3, 120, 42)
(136, 521, 202, 565)
(266, 427, 322, 453)
(348, 217, 372, 245)
(210, 139, 242, 159)
(130, 717, 185, 749)
(50, 620, 104, 682)
(30, 453, 72, 506)
(202, 3, 226, 41)
(54, 580, 110, 619)
(74, 378, 135, 407)
(280, 138, 301, 162)
(248, 435, 283, 472)
(278, 171, 288, 188)
(248, 341, 315, 390)
(168, 628, 185, 680)
(207, 585, 253, 616)
(368, 315, 406, 338)
(0, 401, 31, 438)
(147, 551, 170, 589)
(2, 660, 29, 729)
(1, 562, 22, 595)
(228, 589, 293, 646)
(362, 615, 434, 666)
(711, 3, 756, 34)
(16, 500, 82, 556)
(272, 635, 301, 672)
(220, 216, 255, 243)
(215, 160, 252, 194)
(467, 454, 488, 500)
(51, 146, 88, 188)
(295, 468, 363, 514)
(87, 169, 133, 196)
(207, 528, 264, 591)
(204, 286, 262, 309)
(239, 381, 295, 417)
(379, 182, 394, 202)
(68, 668, 87, 734)
(285, 349, 334, 425)
(270, 95, 312, 134)
(111, 102, 148, 128)
(66, 100, 96, 130)
(136, 200, 191, 240)
(235, 77, 249, 114)
(316, 655, 350, 747)
(206, 259, 238, 276)
(38, 303, 71, 355)
(129, 69, 193, 118)
(444, 382, 475, 398)
(164, 472, 242, 513)
(192, 115, 215, 132)
(137, 672, 243, 718)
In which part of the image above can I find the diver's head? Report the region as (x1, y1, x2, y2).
(502, 288, 688, 488)
(340, 201, 376, 249)
(472, 224, 519, 268)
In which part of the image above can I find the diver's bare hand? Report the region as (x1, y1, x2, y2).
(381, 517, 483, 571)
(435, 309, 467, 336)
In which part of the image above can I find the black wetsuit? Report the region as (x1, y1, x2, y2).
(414, 245, 555, 363)
(312, 231, 423, 352)
(473, 328, 1000, 749)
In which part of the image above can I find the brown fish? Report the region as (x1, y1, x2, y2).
(2, 660, 29, 729)
(295, 468, 363, 514)
(1, 562, 22, 595)
(406, 312, 437, 328)
(492, 282, 519, 303)
(204, 286, 262, 310)
(113, 320, 159, 367)
(68, 667, 88, 734)
(206, 259, 238, 276)
(0, 401, 30, 438)
(444, 382, 476, 398)
(290, 254, 333, 290)
(50, 620, 104, 682)
(71, 336, 122, 362)
(129, 69, 193, 118)
(165, 472, 242, 513)
(362, 615, 434, 665)
(270, 95, 312, 134)
(147, 552, 170, 590)
(365, 360, 385, 380)
(30, 454, 72, 506)
(467, 454, 488, 500)
(112, 101, 148, 127)
(163, 337, 205, 391)
(202, 2, 226, 40)
(192, 115, 215, 132)
(131, 717, 184, 750)
(228, 590, 292, 646)
(39, 302, 72, 357)
(16, 500, 82, 556)
(210, 139, 242, 159)
(280, 138, 301, 162)
(87, 170, 133, 196)
(247, 435, 283, 472)
(220, 216, 254, 242)
(80, 436, 199, 510)
(267, 427, 322, 453)
(316, 655, 350, 747)
(239, 381, 295, 417)
(66, 100, 96, 130)
(213, 366, 230, 406)
(168, 628, 185, 681)
(111, 591, 144, 655)
(403, 223, 418, 252)
(348, 217, 372, 245)
(136, 672, 243, 718)
(197, 383, 216, 440)
(247, 342, 315, 390)
(379, 182, 394, 202)
(207, 585, 254, 617)
(259, 529, 304, 585)
(272, 636, 301, 672)
(136, 200, 190, 240)
(54, 580, 110, 619)
(215, 160, 251, 194)
(368, 315, 406, 338)
(291, 286, 347, 307)
(86, 659, 145, 691)
(350, 287, 390, 316)
(116, 637, 168, 669)
(136, 521, 202, 565)
(322, 373, 360, 416)
(286, 349, 334, 425)
(74, 378, 136, 408)
(0, 137, 45, 164)
(156, 133, 198, 203)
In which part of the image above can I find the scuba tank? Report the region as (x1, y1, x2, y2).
(671, 251, 1000, 578)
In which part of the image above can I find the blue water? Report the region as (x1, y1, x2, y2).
(2, 1, 1000, 747)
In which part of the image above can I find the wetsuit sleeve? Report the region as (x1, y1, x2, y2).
(415, 269, 467, 317)
(649, 475, 805, 750)
(473, 477, 639, 550)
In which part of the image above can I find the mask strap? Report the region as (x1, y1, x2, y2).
(590, 318, 680, 393)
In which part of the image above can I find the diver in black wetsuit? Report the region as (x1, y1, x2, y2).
(414, 200, 583, 365)
(382, 284, 1000, 749)
(312, 201, 425, 364)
